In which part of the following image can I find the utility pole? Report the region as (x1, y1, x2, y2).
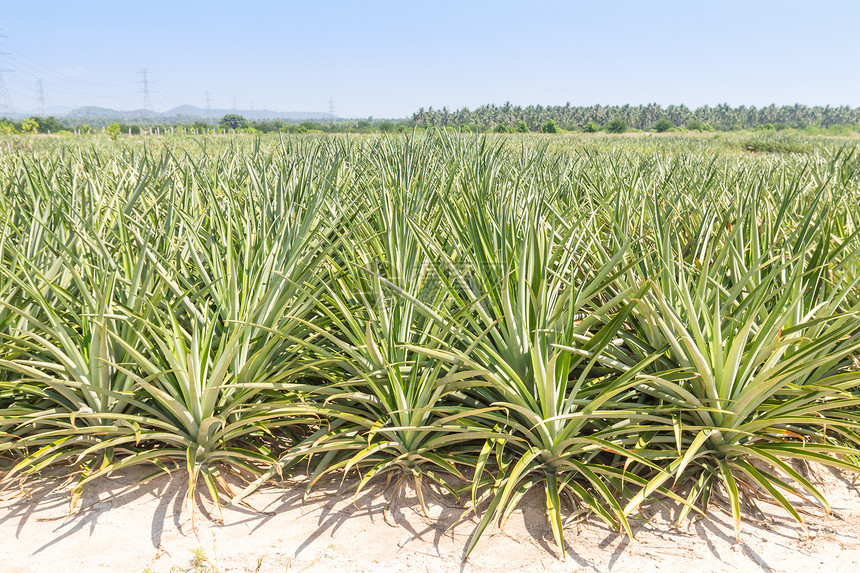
(36, 76, 46, 116)
(0, 32, 14, 115)
(138, 68, 153, 121)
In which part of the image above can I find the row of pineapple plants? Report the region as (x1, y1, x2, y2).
(1, 134, 859, 557)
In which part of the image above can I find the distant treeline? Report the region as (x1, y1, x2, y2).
(0, 115, 413, 135)
(411, 103, 860, 132)
(4, 102, 860, 136)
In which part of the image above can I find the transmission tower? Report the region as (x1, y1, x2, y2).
(0, 33, 14, 115)
(138, 68, 153, 119)
(36, 76, 46, 116)
(328, 98, 335, 122)
(205, 90, 211, 122)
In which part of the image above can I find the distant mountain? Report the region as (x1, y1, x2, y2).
(66, 106, 147, 120)
(164, 105, 330, 121)
(63, 105, 331, 123)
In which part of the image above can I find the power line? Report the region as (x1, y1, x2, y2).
(8, 48, 182, 109)
(5, 47, 126, 89)
(0, 71, 13, 114)
(0, 32, 14, 114)
(0, 73, 12, 114)
(0, 33, 121, 108)
(3, 68, 116, 102)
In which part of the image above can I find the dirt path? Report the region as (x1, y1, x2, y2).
(2, 464, 859, 572)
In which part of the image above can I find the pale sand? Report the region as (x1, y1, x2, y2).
(2, 463, 859, 572)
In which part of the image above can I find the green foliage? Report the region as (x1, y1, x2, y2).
(653, 118, 673, 132)
(493, 123, 509, 133)
(34, 116, 66, 133)
(21, 118, 39, 134)
(606, 118, 628, 133)
(542, 119, 560, 133)
(0, 118, 18, 134)
(583, 121, 599, 133)
(105, 123, 121, 140)
(515, 120, 529, 133)
(299, 121, 324, 131)
(219, 114, 247, 130)
(686, 119, 714, 131)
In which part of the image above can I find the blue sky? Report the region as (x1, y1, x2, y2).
(2, 0, 859, 118)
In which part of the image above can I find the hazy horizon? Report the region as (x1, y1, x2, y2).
(2, 0, 859, 118)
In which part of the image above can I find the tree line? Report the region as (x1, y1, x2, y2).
(411, 102, 860, 132)
(4, 102, 860, 137)
(0, 115, 415, 136)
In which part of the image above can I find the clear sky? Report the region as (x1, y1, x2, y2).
(2, 0, 859, 118)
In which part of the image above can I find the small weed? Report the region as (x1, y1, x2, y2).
(165, 546, 218, 573)
(190, 547, 208, 570)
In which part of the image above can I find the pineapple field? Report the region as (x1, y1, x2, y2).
(1, 132, 860, 564)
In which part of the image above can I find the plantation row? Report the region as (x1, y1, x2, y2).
(1, 134, 859, 556)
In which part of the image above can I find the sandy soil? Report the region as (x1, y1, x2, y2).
(2, 463, 860, 573)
